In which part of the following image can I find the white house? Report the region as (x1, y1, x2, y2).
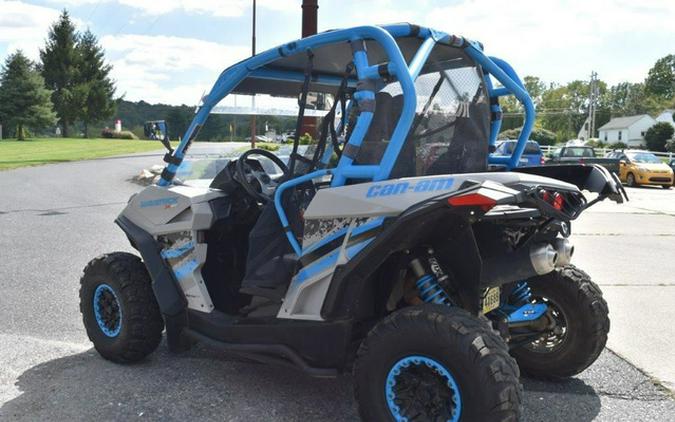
(598, 114, 656, 147)
(655, 109, 675, 130)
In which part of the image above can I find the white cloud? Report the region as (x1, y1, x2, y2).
(0, 1, 61, 61)
(423, 0, 675, 84)
(48, 0, 297, 17)
(101, 34, 249, 104)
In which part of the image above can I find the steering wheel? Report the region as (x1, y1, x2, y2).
(235, 148, 289, 203)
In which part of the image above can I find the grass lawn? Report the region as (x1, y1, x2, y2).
(0, 137, 171, 171)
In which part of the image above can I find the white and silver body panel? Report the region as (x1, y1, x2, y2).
(119, 171, 579, 320)
(121, 185, 226, 313)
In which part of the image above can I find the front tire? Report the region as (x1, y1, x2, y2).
(626, 172, 637, 187)
(354, 305, 522, 421)
(511, 266, 609, 379)
(80, 252, 164, 363)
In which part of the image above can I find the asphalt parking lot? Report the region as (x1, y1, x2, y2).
(1, 152, 674, 421)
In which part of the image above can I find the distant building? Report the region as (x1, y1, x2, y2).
(597, 114, 656, 147)
(655, 109, 675, 130)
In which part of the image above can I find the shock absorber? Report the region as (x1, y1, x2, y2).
(409, 257, 451, 306)
(510, 281, 532, 307)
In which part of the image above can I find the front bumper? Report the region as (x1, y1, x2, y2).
(636, 170, 674, 185)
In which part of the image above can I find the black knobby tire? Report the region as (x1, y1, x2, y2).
(512, 265, 609, 379)
(354, 305, 522, 422)
(80, 252, 164, 363)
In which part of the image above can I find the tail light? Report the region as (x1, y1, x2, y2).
(448, 192, 497, 212)
(540, 155, 545, 165)
(539, 189, 564, 211)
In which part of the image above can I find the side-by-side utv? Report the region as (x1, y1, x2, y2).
(80, 23, 626, 421)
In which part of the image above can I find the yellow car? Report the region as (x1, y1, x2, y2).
(609, 150, 674, 189)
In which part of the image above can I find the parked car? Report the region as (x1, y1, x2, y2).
(546, 146, 620, 174)
(494, 140, 544, 166)
(669, 159, 675, 184)
(607, 150, 674, 188)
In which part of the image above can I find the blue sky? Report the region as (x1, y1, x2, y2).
(1, 0, 673, 105)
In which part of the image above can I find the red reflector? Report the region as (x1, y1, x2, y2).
(448, 193, 497, 211)
(552, 192, 564, 210)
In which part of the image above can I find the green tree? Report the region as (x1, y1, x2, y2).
(644, 122, 674, 152)
(608, 82, 647, 115)
(0, 51, 57, 140)
(40, 10, 83, 137)
(645, 55, 675, 99)
(165, 107, 193, 140)
(523, 76, 546, 106)
(77, 29, 115, 138)
(539, 81, 585, 142)
(499, 126, 557, 145)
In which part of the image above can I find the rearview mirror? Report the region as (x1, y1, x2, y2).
(143, 120, 171, 152)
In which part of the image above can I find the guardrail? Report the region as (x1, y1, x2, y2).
(538, 145, 674, 161)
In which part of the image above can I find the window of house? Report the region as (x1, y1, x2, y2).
(604, 133, 607, 141)
(641, 131, 645, 136)
(618, 131, 622, 140)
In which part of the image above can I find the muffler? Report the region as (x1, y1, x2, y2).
(481, 243, 558, 285)
(553, 238, 574, 267)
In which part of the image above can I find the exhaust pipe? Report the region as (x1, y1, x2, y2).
(553, 238, 574, 267)
(530, 243, 558, 275)
(481, 243, 558, 285)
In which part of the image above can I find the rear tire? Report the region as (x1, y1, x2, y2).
(354, 305, 522, 422)
(662, 184, 671, 189)
(80, 252, 164, 363)
(511, 266, 609, 379)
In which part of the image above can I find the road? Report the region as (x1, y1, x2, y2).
(572, 185, 675, 391)
(1, 151, 674, 421)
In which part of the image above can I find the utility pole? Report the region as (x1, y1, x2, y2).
(250, 0, 257, 148)
(587, 71, 598, 140)
(302, 0, 318, 37)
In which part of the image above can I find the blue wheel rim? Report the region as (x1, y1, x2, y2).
(93, 283, 122, 337)
(385, 355, 461, 422)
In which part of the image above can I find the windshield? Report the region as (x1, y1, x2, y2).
(175, 89, 332, 183)
(175, 144, 298, 183)
(563, 147, 594, 158)
(627, 152, 661, 164)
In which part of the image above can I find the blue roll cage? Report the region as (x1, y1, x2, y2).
(158, 23, 535, 255)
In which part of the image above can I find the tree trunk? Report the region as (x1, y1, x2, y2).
(84, 121, 89, 138)
(17, 123, 24, 141)
(62, 122, 69, 138)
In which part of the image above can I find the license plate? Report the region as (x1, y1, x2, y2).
(481, 287, 501, 314)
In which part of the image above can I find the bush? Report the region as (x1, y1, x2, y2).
(101, 128, 138, 140)
(255, 142, 280, 152)
(613, 142, 628, 149)
(586, 139, 607, 148)
(645, 122, 674, 152)
(667, 140, 675, 153)
(298, 133, 314, 145)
